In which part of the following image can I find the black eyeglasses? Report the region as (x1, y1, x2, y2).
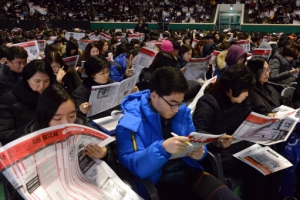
(160, 96, 183, 111)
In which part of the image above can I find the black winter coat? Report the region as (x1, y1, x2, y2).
(0, 64, 22, 97)
(248, 84, 281, 116)
(0, 78, 40, 146)
(193, 93, 253, 169)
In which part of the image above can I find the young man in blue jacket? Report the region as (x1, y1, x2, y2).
(116, 67, 240, 199)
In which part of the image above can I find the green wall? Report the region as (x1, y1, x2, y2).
(241, 24, 300, 33)
(90, 22, 215, 31)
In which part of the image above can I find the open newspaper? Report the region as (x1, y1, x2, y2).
(233, 144, 292, 175)
(65, 32, 85, 40)
(12, 41, 40, 62)
(232, 106, 299, 145)
(87, 73, 139, 117)
(170, 132, 225, 159)
(63, 55, 80, 68)
(132, 47, 158, 74)
(188, 76, 217, 115)
(237, 39, 251, 53)
(0, 124, 142, 200)
(251, 48, 272, 60)
(184, 54, 212, 82)
(92, 110, 124, 135)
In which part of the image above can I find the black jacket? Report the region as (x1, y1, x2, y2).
(269, 51, 296, 85)
(193, 93, 253, 169)
(176, 55, 187, 70)
(0, 64, 22, 97)
(73, 78, 118, 120)
(56, 66, 81, 94)
(248, 84, 281, 116)
(0, 78, 41, 146)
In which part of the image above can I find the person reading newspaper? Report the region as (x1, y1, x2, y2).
(116, 67, 240, 200)
(193, 64, 282, 200)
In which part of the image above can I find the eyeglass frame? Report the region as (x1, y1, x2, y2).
(160, 95, 184, 111)
(262, 68, 271, 74)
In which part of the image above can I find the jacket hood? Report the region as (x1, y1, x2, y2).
(114, 53, 127, 67)
(272, 50, 289, 66)
(216, 50, 228, 70)
(225, 45, 247, 66)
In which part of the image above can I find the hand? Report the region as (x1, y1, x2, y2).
(187, 146, 205, 160)
(56, 68, 66, 83)
(79, 102, 91, 114)
(162, 136, 189, 154)
(216, 135, 235, 148)
(131, 86, 139, 93)
(180, 67, 186, 74)
(268, 113, 277, 117)
(126, 69, 133, 77)
(290, 68, 299, 74)
(83, 144, 107, 159)
(127, 54, 134, 67)
(76, 66, 84, 73)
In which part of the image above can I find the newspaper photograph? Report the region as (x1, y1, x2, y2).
(232, 108, 299, 145)
(37, 40, 46, 53)
(0, 124, 142, 200)
(170, 132, 225, 159)
(233, 144, 292, 175)
(132, 47, 158, 74)
(184, 54, 212, 82)
(63, 55, 79, 68)
(12, 41, 40, 62)
(87, 73, 139, 117)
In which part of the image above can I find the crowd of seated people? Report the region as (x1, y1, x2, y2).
(2, 24, 300, 199)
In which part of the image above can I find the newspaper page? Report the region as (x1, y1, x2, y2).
(87, 73, 139, 117)
(232, 108, 298, 145)
(0, 124, 142, 200)
(237, 40, 251, 53)
(191, 39, 199, 48)
(233, 144, 292, 175)
(37, 40, 46, 53)
(47, 36, 57, 44)
(63, 55, 80, 68)
(12, 41, 40, 62)
(251, 48, 272, 60)
(98, 33, 112, 42)
(145, 40, 163, 50)
(184, 54, 212, 82)
(170, 132, 225, 159)
(132, 47, 158, 74)
(65, 32, 85, 40)
(188, 76, 217, 115)
(78, 40, 99, 51)
(210, 50, 221, 73)
(128, 33, 144, 43)
(93, 110, 124, 134)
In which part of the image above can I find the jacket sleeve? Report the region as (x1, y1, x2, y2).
(269, 59, 291, 83)
(69, 67, 82, 91)
(116, 125, 171, 180)
(0, 102, 23, 144)
(193, 98, 216, 133)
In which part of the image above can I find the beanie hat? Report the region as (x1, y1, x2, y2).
(259, 42, 272, 49)
(225, 45, 247, 66)
(161, 40, 173, 52)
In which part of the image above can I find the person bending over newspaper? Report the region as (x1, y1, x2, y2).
(193, 64, 282, 200)
(116, 67, 240, 200)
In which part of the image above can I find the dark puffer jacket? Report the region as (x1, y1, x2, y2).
(0, 64, 22, 98)
(269, 51, 296, 85)
(0, 78, 41, 146)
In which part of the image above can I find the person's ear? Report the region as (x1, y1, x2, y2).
(150, 91, 158, 101)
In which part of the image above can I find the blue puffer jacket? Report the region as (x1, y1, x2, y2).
(116, 90, 207, 186)
(109, 53, 127, 82)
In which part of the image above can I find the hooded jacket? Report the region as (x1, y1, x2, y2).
(0, 64, 22, 97)
(213, 50, 228, 78)
(109, 53, 127, 82)
(0, 78, 41, 145)
(269, 51, 296, 85)
(116, 90, 207, 185)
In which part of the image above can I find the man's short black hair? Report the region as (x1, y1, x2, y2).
(6, 46, 28, 61)
(150, 67, 188, 97)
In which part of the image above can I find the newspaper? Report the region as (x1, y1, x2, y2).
(127, 33, 144, 43)
(78, 40, 99, 51)
(233, 144, 292, 175)
(251, 48, 272, 60)
(12, 41, 40, 62)
(93, 110, 124, 135)
(191, 39, 199, 48)
(65, 32, 85, 40)
(132, 47, 158, 74)
(232, 106, 299, 145)
(184, 54, 212, 82)
(63, 55, 79, 68)
(237, 39, 251, 53)
(210, 50, 221, 73)
(47, 36, 57, 45)
(145, 40, 163, 50)
(170, 132, 225, 159)
(37, 40, 46, 53)
(188, 76, 217, 115)
(0, 124, 142, 200)
(87, 73, 139, 117)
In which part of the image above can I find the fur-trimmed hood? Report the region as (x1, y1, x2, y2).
(216, 50, 228, 70)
